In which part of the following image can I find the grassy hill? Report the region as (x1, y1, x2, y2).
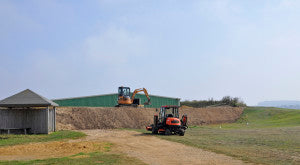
(159, 107, 300, 165)
(230, 106, 300, 128)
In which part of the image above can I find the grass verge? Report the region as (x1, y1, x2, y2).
(140, 107, 300, 165)
(0, 130, 86, 147)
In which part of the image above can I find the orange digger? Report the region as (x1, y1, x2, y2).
(146, 105, 188, 136)
(117, 86, 151, 107)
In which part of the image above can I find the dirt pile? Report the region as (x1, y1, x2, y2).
(56, 106, 244, 130)
(181, 106, 244, 125)
(56, 107, 155, 130)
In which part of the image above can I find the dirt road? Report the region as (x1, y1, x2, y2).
(81, 129, 248, 165)
(0, 129, 249, 164)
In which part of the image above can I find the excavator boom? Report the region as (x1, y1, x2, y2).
(132, 88, 151, 105)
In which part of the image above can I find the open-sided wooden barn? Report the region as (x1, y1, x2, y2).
(0, 89, 58, 134)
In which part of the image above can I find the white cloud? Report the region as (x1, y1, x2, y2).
(277, 0, 300, 10)
(83, 27, 147, 65)
(0, 26, 149, 99)
(193, 0, 243, 25)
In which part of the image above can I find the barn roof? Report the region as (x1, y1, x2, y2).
(53, 93, 180, 101)
(0, 89, 58, 107)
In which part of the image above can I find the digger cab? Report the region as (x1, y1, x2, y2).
(118, 86, 130, 97)
(117, 86, 131, 105)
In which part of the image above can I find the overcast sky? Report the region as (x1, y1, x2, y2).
(1, 0, 300, 105)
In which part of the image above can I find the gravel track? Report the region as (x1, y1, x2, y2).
(81, 129, 249, 165)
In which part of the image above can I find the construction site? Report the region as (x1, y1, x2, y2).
(0, 87, 254, 164)
(0, 85, 299, 165)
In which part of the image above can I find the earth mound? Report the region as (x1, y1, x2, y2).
(56, 106, 244, 130)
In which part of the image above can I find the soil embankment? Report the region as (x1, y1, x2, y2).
(56, 106, 244, 130)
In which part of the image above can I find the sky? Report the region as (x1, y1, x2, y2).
(1, 0, 300, 105)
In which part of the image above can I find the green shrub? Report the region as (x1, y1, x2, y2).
(181, 96, 246, 108)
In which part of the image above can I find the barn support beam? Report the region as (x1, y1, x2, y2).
(54, 107, 56, 132)
(46, 106, 49, 134)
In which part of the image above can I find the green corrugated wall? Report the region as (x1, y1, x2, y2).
(134, 94, 180, 108)
(53, 93, 180, 108)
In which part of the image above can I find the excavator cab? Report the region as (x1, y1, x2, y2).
(118, 87, 130, 97)
(117, 86, 132, 106)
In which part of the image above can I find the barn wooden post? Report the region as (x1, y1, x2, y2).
(54, 107, 56, 132)
(46, 106, 49, 134)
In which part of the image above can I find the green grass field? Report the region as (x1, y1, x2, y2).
(157, 107, 300, 165)
(1, 152, 145, 165)
(0, 130, 86, 147)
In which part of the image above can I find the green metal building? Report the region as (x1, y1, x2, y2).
(53, 93, 180, 108)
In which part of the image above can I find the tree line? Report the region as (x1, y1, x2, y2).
(181, 96, 246, 108)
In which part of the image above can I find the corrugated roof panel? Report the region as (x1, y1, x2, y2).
(0, 89, 58, 107)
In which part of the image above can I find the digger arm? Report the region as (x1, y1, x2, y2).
(131, 88, 151, 105)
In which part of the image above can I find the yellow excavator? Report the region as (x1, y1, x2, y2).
(116, 86, 151, 107)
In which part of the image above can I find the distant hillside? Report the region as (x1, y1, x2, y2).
(258, 100, 300, 109)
